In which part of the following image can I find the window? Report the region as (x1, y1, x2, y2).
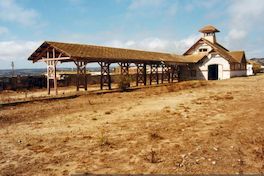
(199, 48, 208, 52)
(205, 33, 213, 36)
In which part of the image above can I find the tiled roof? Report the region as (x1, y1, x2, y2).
(28, 41, 202, 64)
(28, 39, 245, 65)
(201, 39, 239, 63)
(199, 25, 220, 33)
(229, 51, 245, 62)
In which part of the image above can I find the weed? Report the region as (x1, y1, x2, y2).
(145, 148, 160, 163)
(105, 111, 112, 115)
(149, 131, 163, 140)
(98, 129, 110, 146)
(88, 100, 94, 105)
(237, 147, 245, 174)
(92, 117, 97, 121)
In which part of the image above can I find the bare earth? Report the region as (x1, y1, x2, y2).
(0, 75, 264, 175)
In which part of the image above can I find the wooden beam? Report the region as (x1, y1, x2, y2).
(41, 57, 70, 62)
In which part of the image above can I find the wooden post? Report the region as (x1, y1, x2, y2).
(150, 64, 153, 85)
(156, 64, 159, 85)
(99, 62, 103, 90)
(161, 64, 164, 84)
(171, 65, 178, 82)
(53, 49, 58, 95)
(84, 65, 87, 91)
(143, 64, 147, 86)
(54, 62, 58, 95)
(76, 62, 80, 91)
(47, 52, 50, 95)
(107, 63, 111, 90)
(136, 64, 139, 87)
(168, 66, 171, 83)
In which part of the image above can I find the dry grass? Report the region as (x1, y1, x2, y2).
(1, 75, 264, 174)
(165, 80, 209, 92)
(98, 129, 111, 147)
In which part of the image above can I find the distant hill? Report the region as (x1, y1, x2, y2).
(0, 67, 102, 77)
(0, 69, 46, 77)
(250, 58, 264, 65)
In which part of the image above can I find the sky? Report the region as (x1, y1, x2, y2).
(0, 0, 264, 69)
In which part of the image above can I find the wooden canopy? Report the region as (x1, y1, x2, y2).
(29, 41, 205, 95)
(28, 41, 205, 64)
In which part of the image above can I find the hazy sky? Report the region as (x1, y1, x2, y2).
(0, 0, 264, 69)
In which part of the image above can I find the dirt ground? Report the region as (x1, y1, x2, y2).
(0, 75, 264, 175)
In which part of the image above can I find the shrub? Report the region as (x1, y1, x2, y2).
(117, 75, 132, 91)
(252, 62, 262, 74)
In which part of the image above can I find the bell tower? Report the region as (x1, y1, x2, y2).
(199, 25, 220, 43)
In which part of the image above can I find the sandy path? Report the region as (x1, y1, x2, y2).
(0, 75, 264, 175)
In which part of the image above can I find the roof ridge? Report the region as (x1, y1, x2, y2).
(229, 50, 245, 53)
(202, 38, 238, 63)
(46, 41, 179, 56)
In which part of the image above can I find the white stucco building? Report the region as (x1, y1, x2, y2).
(247, 63, 254, 76)
(179, 25, 247, 80)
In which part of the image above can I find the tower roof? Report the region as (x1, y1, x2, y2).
(199, 25, 220, 33)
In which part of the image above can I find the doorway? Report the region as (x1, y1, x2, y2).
(208, 64, 218, 80)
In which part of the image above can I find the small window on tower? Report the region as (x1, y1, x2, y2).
(199, 48, 208, 52)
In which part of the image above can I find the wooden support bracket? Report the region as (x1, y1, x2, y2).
(150, 64, 159, 85)
(136, 63, 147, 86)
(74, 61, 88, 91)
(99, 62, 111, 90)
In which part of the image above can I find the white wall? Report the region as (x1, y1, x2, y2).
(197, 54, 231, 80)
(247, 64, 254, 76)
